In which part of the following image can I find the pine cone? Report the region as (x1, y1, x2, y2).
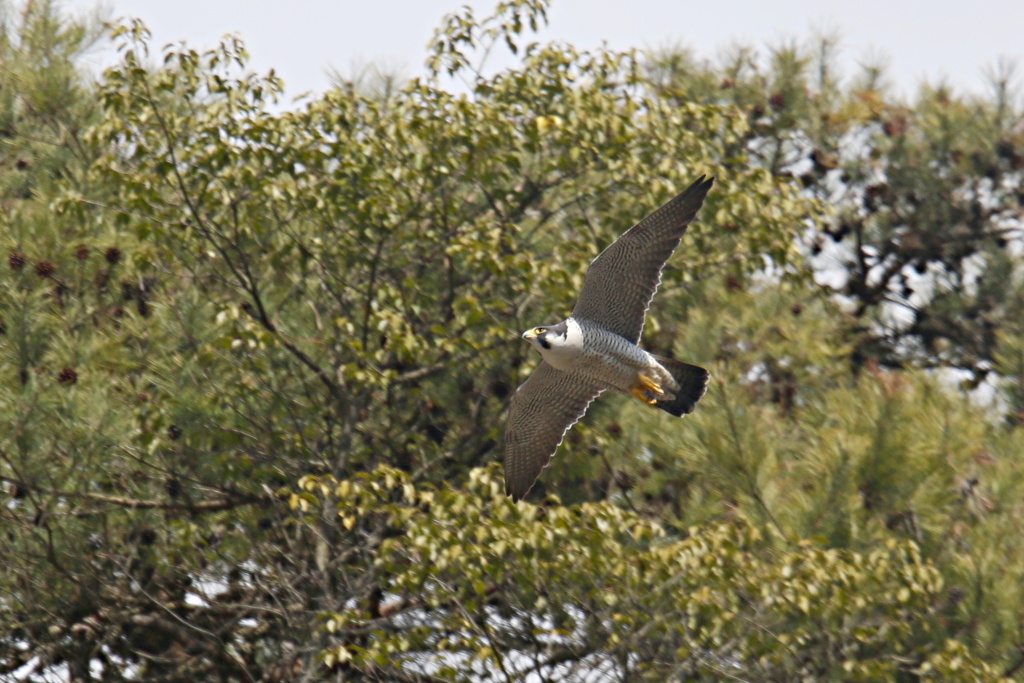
(34, 260, 56, 278)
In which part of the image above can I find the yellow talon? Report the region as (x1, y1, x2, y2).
(637, 373, 664, 396)
(630, 386, 659, 405)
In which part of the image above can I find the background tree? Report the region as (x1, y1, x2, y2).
(1, 0, 1023, 680)
(648, 40, 1024, 380)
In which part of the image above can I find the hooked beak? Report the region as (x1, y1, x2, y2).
(522, 329, 538, 341)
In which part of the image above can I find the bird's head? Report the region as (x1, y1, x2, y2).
(522, 320, 570, 353)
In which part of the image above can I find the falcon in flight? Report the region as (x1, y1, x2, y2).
(504, 176, 714, 500)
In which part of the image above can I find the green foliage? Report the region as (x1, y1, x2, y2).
(2, 0, 1023, 680)
(76, 2, 813, 495)
(0, 0, 102, 200)
(648, 38, 1024, 379)
(300, 465, 1004, 681)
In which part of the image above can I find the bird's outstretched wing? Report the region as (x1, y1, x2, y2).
(572, 175, 714, 343)
(503, 362, 604, 501)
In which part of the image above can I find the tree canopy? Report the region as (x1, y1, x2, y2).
(1, 0, 1023, 680)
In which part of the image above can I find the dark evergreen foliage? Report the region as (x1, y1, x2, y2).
(1, 1, 1022, 680)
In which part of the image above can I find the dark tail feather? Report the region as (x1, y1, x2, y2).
(654, 356, 710, 417)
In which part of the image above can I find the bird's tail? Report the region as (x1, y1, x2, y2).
(653, 356, 710, 417)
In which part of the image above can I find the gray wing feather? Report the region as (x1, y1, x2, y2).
(504, 362, 604, 500)
(572, 175, 714, 343)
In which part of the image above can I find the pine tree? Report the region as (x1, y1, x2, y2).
(2, 1, 1023, 680)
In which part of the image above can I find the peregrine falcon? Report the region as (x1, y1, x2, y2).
(504, 176, 714, 500)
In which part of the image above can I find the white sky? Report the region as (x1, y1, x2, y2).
(64, 0, 1024, 102)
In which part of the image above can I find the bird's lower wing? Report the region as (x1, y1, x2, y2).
(504, 362, 604, 501)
